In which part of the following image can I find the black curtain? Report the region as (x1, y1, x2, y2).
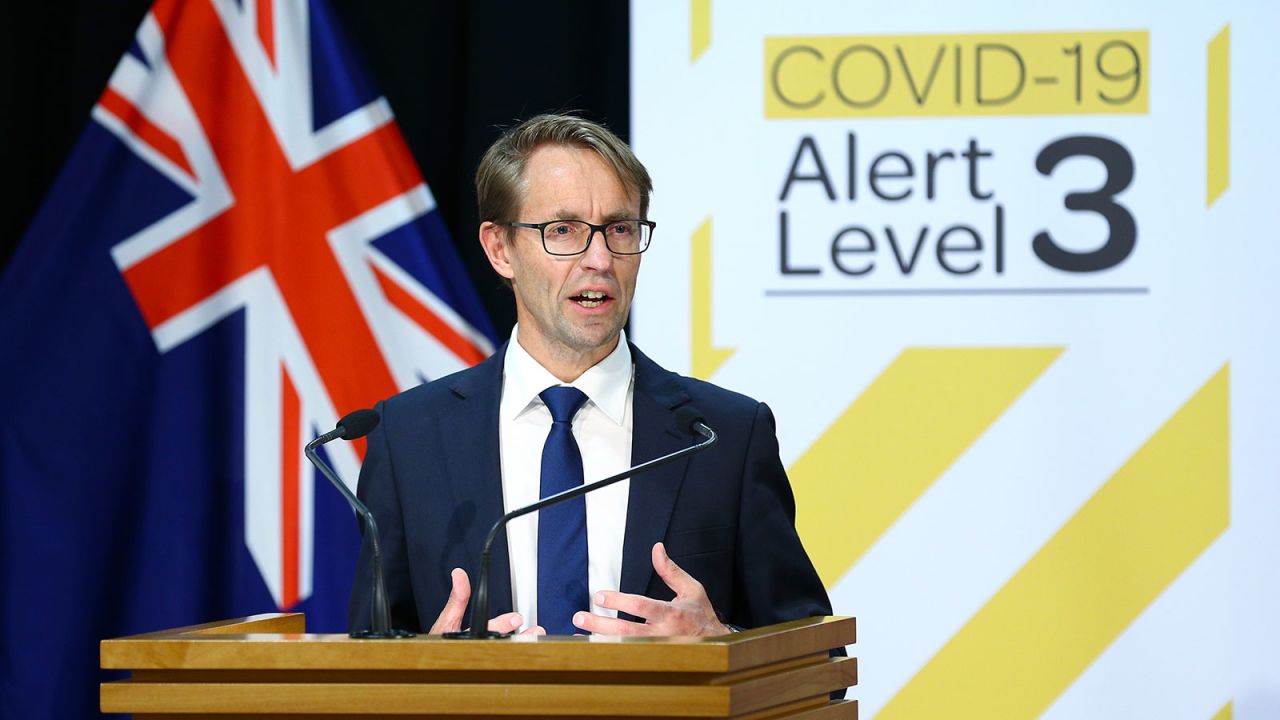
(3, 0, 631, 339)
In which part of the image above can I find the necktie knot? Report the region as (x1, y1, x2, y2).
(540, 386, 588, 425)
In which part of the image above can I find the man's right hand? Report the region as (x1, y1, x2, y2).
(428, 567, 546, 636)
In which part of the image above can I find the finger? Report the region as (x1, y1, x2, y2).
(593, 590, 667, 623)
(572, 611, 651, 637)
(651, 542, 703, 597)
(519, 625, 547, 636)
(428, 568, 470, 634)
(427, 568, 469, 633)
(486, 612, 525, 634)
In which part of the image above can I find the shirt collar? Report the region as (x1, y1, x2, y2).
(501, 325, 634, 425)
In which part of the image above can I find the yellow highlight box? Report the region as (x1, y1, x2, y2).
(765, 30, 1149, 118)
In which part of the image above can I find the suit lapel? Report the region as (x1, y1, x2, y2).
(443, 345, 513, 616)
(618, 345, 693, 596)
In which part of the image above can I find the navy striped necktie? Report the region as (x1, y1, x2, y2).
(537, 386, 590, 635)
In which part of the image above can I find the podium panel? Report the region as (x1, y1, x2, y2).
(101, 614, 856, 718)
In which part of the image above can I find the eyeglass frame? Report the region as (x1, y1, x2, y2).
(507, 219, 656, 256)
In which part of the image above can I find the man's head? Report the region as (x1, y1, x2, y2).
(476, 114, 654, 380)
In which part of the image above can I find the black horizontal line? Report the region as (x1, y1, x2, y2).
(1034, 76, 1059, 84)
(764, 287, 1150, 297)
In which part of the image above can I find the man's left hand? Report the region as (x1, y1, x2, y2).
(572, 542, 732, 636)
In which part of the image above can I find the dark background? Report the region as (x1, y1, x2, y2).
(3, 0, 631, 339)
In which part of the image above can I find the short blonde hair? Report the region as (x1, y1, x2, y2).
(475, 113, 653, 228)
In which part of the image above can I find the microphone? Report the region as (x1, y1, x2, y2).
(305, 409, 414, 639)
(313, 408, 380, 445)
(445, 405, 718, 639)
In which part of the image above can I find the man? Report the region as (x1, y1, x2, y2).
(349, 113, 831, 637)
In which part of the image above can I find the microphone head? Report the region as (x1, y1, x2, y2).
(673, 406, 706, 437)
(337, 409, 380, 440)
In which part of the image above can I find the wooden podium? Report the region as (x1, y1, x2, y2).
(101, 613, 856, 718)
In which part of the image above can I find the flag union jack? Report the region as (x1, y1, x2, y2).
(99, 0, 493, 610)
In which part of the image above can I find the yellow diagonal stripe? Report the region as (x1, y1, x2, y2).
(1207, 25, 1230, 207)
(690, 0, 711, 63)
(1212, 701, 1232, 720)
(879, 365, 1231, 720)
(690, 218, 735, 379)
(792, 347, 1062, 587)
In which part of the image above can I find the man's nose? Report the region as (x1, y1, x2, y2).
(579, 227, 616, 270)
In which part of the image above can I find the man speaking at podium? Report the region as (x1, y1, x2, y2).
(349, 113, 832, 637)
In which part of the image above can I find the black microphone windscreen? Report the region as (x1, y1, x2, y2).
(673, 406, 706, 437)
(337, 409, 380, 440)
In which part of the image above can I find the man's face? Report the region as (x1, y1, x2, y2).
(480, 144, 642, 374)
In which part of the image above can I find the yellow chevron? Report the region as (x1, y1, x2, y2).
(1212, 701, 1232, 720)
(878, 364, 1231, 719)
(792, 347, 1061, 587)
(690, 0, 711, 63)
(690, 218, 735, 379)
(1207, 25, 1230, 207)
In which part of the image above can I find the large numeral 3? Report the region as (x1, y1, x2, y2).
(1033, 136, 1136, 273)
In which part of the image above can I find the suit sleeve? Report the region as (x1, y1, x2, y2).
(347, 400, 421, 633)
(731, 402, 834, 628)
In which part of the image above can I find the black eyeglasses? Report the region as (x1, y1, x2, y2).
(508, 219, 655, 256)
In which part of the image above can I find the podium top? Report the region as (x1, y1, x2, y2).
(101, 613, 854, 674)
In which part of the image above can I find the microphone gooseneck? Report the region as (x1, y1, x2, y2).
(305, 409, 415, 639)
(446, 406, 719, 640)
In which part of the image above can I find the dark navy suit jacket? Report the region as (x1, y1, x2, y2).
(348, 342, 833, 633)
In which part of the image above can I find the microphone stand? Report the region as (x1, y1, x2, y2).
(306, 419, 415, 639)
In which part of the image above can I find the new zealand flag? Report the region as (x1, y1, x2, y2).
(0, 1, 495, 716)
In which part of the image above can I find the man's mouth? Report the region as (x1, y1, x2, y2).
(571, 290, 610, 308)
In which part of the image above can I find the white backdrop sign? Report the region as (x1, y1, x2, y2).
(632, 2, 1279, 718)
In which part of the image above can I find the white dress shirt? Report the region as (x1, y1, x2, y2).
(499, 325, 634, 631)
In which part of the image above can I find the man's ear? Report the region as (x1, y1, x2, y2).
(478, 221, 515, 281)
